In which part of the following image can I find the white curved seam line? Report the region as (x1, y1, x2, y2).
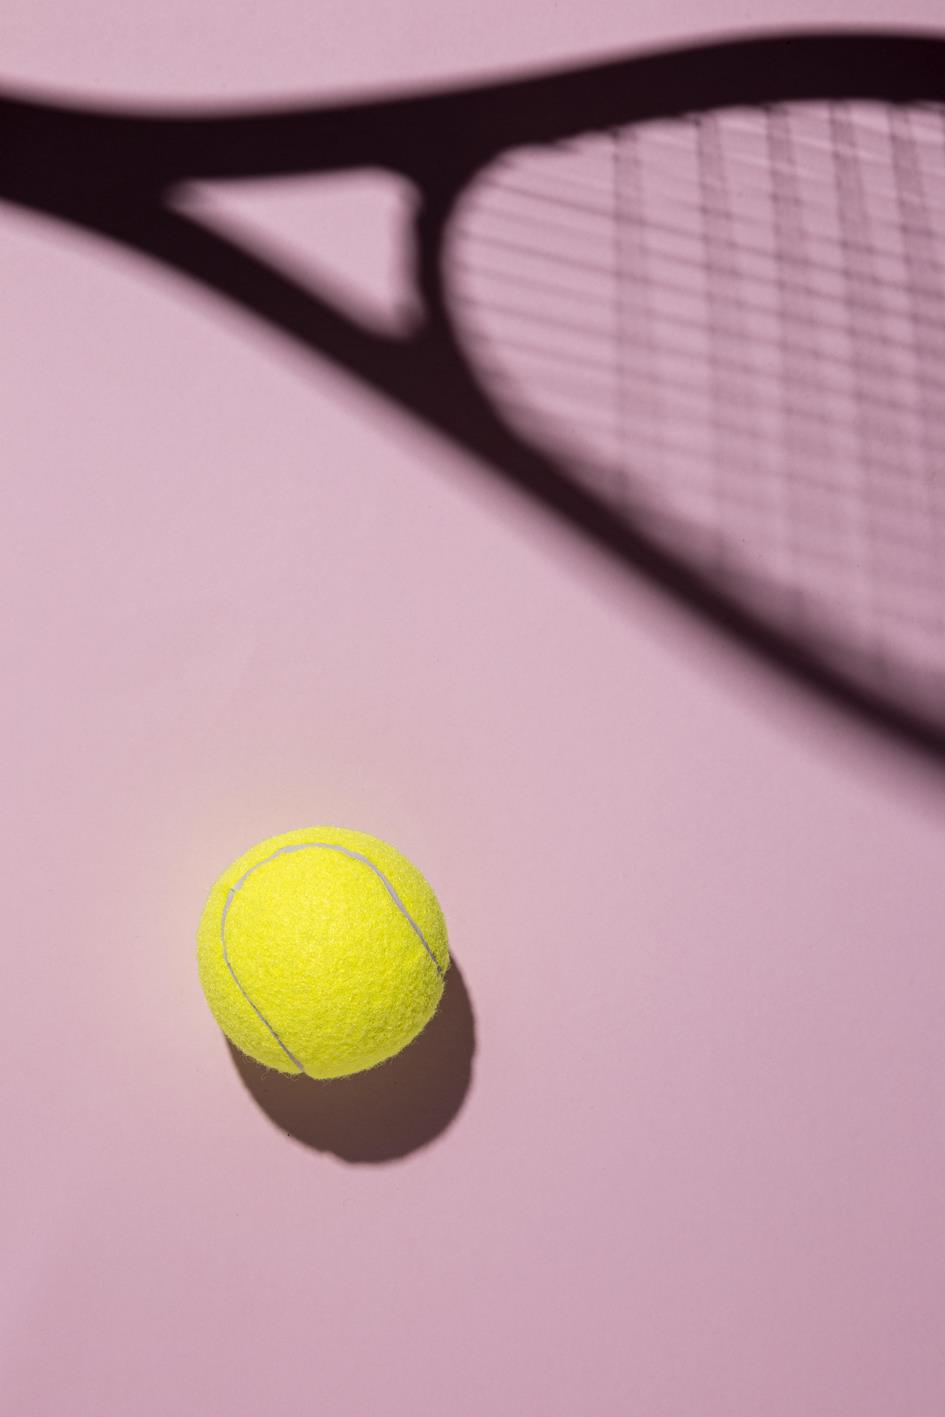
(220, 840, 444, 1074)
(221, 880, 306, 1074)
(233, 842, 444, 976)
(304, 843, 445, 976)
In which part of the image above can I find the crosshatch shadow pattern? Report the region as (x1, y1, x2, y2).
(3, 30, 945, 757)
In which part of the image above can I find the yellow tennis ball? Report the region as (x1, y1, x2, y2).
(197, 827, 449, 1079)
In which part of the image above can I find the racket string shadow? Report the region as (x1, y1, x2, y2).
(4, 29, 945, 760)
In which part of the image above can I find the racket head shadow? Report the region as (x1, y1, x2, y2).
(4, 30, 945, 756)
(416, 31, 945, 756)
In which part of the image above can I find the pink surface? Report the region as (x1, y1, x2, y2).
(4, 5, 945, 1416)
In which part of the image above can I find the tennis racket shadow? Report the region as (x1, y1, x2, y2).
(226, 958, 475, 1162)
(4, 28, 945, 761)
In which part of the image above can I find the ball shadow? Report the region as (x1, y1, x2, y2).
(226, 958, 475, 1162)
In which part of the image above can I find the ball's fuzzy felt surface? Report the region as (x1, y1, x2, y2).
(197, 827, 449, 1079)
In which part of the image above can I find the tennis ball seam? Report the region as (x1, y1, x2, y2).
(219, 841, 444, 1076)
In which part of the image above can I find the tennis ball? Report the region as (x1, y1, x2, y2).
(197, 827, 449, 1079)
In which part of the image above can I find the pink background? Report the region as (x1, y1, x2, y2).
(4, 4, 945, 1415)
